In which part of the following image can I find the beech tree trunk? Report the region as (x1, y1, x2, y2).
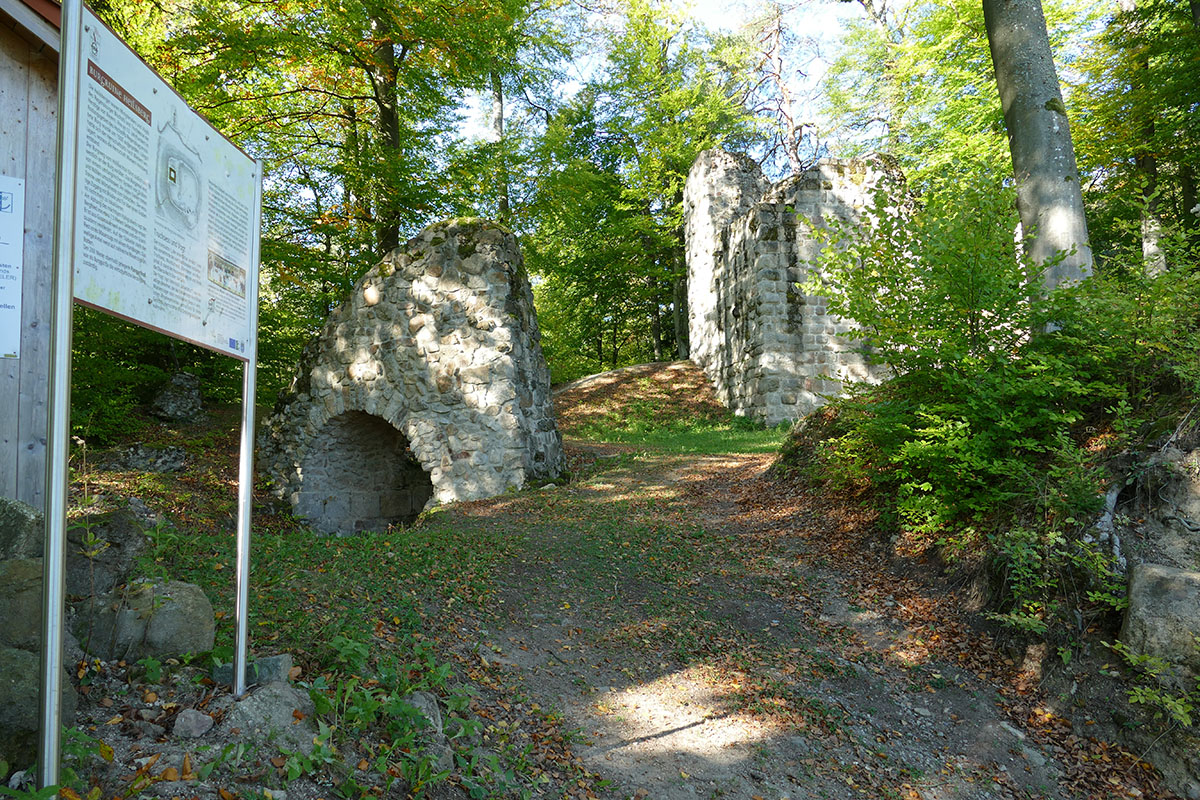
(369, 20, 402, 255)
(982, 0, 1093, 289)
(673, 275, 688, 359)
(490, 70, 511, 224)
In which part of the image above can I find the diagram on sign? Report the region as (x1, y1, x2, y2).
(155, 110, 203, 233)
(207, 251, 247, 298)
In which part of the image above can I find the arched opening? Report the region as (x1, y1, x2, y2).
(294, 412, 434, 535)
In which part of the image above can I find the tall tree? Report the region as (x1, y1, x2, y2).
(738, 2, 821, 177)
(982, 0, 1093, 287)
(1073, 0, 1200, 260)
(523, 0, 755, 377)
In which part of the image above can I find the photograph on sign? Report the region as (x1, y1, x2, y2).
(0, 175, 25, 359)
(70, 8, 257, 360)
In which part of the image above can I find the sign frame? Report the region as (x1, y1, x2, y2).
(41, 0, 262, 787)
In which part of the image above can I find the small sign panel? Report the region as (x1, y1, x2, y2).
(70, 8, 257, 359)
(0, 175, 25, 359)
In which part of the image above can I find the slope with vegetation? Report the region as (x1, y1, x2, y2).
(19, 361, 1192, 800)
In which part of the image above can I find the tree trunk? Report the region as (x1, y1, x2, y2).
(370, 22, 402, 255)
(650, 298, 663, 361)
(759, 6, 803, 176)
(490, 70, 511, 224)
(673, 275, 688, 359)
(1190, 0, 1200, 28)
(982, 0, 1093, 288)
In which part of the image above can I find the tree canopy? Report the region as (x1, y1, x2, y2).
(75, 0, 1199, 432)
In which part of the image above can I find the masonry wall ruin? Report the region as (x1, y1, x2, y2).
(684, 149, 900, 426)
(259, 219, 563, 535)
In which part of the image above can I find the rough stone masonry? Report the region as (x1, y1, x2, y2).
(259, 219, 563, 535)
(684, 149, 901, 425)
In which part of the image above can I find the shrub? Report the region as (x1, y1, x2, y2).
(794, 176, 1200, 635)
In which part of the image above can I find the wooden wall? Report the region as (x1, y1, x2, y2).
(0, 13, 56, 509)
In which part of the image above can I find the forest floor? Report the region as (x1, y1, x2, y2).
(60, 361, 1182, 800)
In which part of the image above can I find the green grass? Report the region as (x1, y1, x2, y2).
(569, 399, 789, 454)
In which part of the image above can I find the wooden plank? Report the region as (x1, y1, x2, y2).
(15, 47, 54, 508)
(0, 23, 30, 501)
(0, 0, 60, 56)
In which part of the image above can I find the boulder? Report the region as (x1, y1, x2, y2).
(0, 646, 76, 771)
(0, 559, 44, 651)
(1121, 563, 1200, 685)
(0, 496, 43, 560)
(75, 580, 214, 661)
(211, 653, 294, 687)
(173, 708, 214, 738)
(65, 507, 151, 597)
(221, 681, 316, 755)
(150, 372, 203, 422)
(402, 690, 444, 737)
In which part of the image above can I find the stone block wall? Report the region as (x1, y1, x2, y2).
(684, 150, 899, 425)
(259, 219, 563, 535)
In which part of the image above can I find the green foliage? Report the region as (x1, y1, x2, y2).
(1073, 0, 1200, 256)
(822, 0, 1099, 192)
(299, 638, 494, 796)
(0, 727, 114, 799)
(136, 656, 163, 684)
(523, 0, 757, 377)
(1107, 638, 1200, 728)
(71, 307, 246, 444)
(796, 177, 1200, 635)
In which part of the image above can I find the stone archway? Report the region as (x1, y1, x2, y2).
(293, 412, 434, 535)
(259, 218, 563, 536)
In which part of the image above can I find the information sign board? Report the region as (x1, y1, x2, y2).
(0, 175, 25, 359)
(70, 8, 257, 360)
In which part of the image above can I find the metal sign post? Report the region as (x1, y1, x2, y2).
(40, 0, 262, 786)
(232, 165, 263, 698)
(40, 0, 84, 786)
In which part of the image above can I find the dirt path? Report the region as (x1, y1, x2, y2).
(436, 448, 1139, 800)
(56, 362, 1177, 799)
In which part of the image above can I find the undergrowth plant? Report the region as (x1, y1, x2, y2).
(1106, 638, 1200, 728)
(298, 635, 537, 797)
(794, 175, 1200, 638)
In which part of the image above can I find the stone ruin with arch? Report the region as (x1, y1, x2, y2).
(259, 219, 563, 535)
(260, 151, 907, 534)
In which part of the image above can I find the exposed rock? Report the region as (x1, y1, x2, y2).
(124, 497, 164, 529)
(1120, 562, 1200, 685)
(211, 653, 294, 687)
(101, 444, 188, 474)
(172, 708, 214, 738)
(0, 495, 43, 560)
(150, 372, 203, 422)
(684, 149, 899, 425)
(0, 646, 76, 771)
(0, 559, 44, 651)
(403, 690, 444, 737)
(65, 506, 151, 597)
(1127, 448, 1200, 573)
(75, 580, 215, 661)
(259, 218, 563, 535)
(221, 681, 316, 755)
